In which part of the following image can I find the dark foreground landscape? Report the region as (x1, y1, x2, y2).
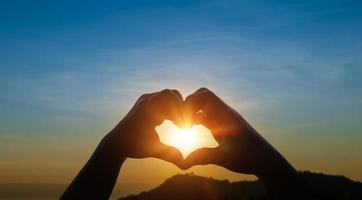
(119, 172, 362, 200)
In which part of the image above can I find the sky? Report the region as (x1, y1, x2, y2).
(0, 0, 362, 198)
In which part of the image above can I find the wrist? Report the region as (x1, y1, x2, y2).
(97, 133, 127, 164)
(257, 154, 296, 177)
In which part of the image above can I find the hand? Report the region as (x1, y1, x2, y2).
(106, 89, 185, 167)
(183, 88, 293, 176)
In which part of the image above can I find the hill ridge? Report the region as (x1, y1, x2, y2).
(119, 171, 362, 200)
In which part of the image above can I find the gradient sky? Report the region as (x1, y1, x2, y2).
(1, 0, 362, 198)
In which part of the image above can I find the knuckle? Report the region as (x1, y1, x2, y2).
(139, 94, 149, 100)
(196, 88, 216, 99)
(160, 89, 179, 101)
(171, 89, 182, 96)
(206, 90, 216, 98)
(161, 89, 172, 95)
(197, 87, 209, 92)
(137, 98, 149, 108)
(184, 95, 194, 103)
(136, 94, 149, 104)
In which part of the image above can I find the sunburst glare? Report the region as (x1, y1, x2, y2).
(156, 120, 219, 158)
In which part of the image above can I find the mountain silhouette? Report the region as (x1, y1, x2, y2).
(118, 171, 362, 200)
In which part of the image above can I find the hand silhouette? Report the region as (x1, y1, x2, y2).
(61, 89, 186, 200)
(107, 89, 185, 167)
(62, 88, 320, 200)
(183, 88, 320, 199)
(183, 88, 293, 176)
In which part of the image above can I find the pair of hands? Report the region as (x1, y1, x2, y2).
(62, 87, 318, 200)
(107, 88, 288, 176)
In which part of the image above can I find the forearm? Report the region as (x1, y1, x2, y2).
(61, 134, 125, 200)
(256, 151, 321, 200)
(246, 127, 321, 199)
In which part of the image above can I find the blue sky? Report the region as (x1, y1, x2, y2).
(0, 0, 362, 193)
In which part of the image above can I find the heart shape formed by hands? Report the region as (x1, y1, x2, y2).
(156, 120, 219, 158)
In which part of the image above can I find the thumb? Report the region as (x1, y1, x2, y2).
(151, 143, 184, 168)
(182, 147, 220, 169)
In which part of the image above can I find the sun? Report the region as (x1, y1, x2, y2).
(156, 120, 219, 158)
(168, 128, 198, 157)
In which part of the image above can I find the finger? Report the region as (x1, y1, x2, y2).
(183, 147, 220, 169)
(190, 111, 226, 143)
(195, 87, 209, 93)
(171, 89, 183, 100)
(150, 89, 185, 126)
(171, 89, 188, 128)
(185, 88, 222, 116)
(160, 89, 184, 126)
(135, 91, 158, 105)
(139, 89, 172, 101)
(151, 143, 184, 168)
(191, 111, 216, 129)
